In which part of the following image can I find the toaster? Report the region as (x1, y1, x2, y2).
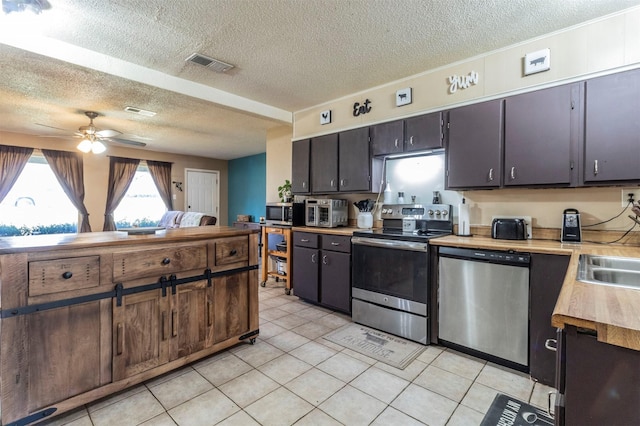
(492, 218, 528, 240)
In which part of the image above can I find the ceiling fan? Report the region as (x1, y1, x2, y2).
(37, 111, 148, 154)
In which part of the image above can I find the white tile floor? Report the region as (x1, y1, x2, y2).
(43, 280, 556, 426)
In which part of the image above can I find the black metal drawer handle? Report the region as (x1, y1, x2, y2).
(230, 249, 237, 256)
(161, 258, 171, 265)
(62, 271, 73, 279)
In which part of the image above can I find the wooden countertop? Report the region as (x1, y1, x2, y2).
(431, 235, 640, 351)
(0, 226, 258, 254)
(291, 226, 366, 236)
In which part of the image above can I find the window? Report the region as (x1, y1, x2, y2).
(114, 163, 166, 228)
(0, 155, 78, 236)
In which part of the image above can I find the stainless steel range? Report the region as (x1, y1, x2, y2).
(351, 204, 453, 344)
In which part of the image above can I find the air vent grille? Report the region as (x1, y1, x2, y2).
(124, 106, 156, 117)
(185, 53, 234, 73)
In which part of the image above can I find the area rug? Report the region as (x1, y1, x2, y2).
(323, 323, 426, 369)
(480, 394, 554, 426)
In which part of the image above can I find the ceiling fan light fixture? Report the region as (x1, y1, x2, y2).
(77, 138, 92, 153)
(91, 140, 106, 154)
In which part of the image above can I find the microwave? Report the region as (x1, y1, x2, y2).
(305, 198, 349, 227)
(265, 203, 305, 226)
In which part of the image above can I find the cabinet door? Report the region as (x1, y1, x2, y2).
(405, 112, 443, 152)
(529, 254, 570, 386)
(320, 250, 351, 313)
(446, 100, 503, 189)
(113, 289, 169, 381)
(584, 68, 640, 182)
(339, 127, 371, 192)
(213, 272, 251, 342)
(371, 120, 404, 156)
(170, 280, 213, 360)
(292, 246, 319, 303)
(505, 84, 577, 186)
(292, 139, 311, 194)
(311, 133, 339, 193)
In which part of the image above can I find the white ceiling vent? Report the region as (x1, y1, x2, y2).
(185, 53, 235, 73)
(124, 106, 156, 117)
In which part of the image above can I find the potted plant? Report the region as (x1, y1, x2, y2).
(278, 179, 292, 202)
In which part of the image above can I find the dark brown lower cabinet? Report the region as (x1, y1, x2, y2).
(555, 325, 640, 425)
(292, 231, 351, 314)
(529, 254, 570, 386)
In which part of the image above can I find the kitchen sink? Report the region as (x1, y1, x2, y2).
(578, 255, 640, 290)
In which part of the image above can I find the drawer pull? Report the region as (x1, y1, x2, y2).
(300, 239, 310, 242)
(161, 258, 171, 265)
(544, 338, 557, 352)
(331, 242, 340, 246)
(116, 323, 124, 355)
(230, 249, 237, 256)
(61, 271, 73, 279)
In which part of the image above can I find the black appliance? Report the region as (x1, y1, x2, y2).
(265, 202, 304, 226)
(491, 218, 527, 240)
(561, 208, 581, 242)
(351, 204, 453, 344)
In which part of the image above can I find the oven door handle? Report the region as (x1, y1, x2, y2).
(351, 237, 428, 252)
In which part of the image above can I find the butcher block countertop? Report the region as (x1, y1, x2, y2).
(0, 226, 258, 254)
(430, 235, 640, 351)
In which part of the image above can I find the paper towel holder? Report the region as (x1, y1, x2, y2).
(457, 197, 472, 237)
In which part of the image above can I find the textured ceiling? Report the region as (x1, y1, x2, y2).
(1, 0, 639, 159)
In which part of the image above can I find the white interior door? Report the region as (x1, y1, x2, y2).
(185, 168, 219, 218)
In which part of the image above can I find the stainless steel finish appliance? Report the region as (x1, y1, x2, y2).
(438, 247, 530, 369)
(265, 202, 304, 226)
(351, 204, 453, 344)
(305, 198, 348, 227)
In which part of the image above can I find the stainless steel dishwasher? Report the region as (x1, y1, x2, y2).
(438, 247, 530, 369)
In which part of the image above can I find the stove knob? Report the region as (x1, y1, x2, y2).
(428, 209, 434, 216)
(435, 210, 441, 217)
(441, 210, 448, 217)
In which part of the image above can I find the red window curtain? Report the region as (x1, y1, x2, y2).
(147, 160, 173, 210)
(103, 156, 140, 231)
(41, 149, 92, 233)
(0, 145, 34, 204)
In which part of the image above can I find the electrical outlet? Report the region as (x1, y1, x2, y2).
(621, 188, 640, 207)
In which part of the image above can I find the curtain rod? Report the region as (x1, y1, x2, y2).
(106, 155, 174, 164)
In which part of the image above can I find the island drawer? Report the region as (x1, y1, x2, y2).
(113, 245, 208, 281)
(213, 236, 249, 266)
(321, 235, 351, 253)
(28, 255, 101, 296)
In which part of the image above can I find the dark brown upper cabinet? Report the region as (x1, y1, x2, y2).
(311, 133, 339, 193)
(584, 68, 640, 183)
(291, 139, 311, 194)
(371, 113, 443, 157)
(338, 127, 379, 192)
(504, 83, 581, 187)
(446, 99, 503, 189)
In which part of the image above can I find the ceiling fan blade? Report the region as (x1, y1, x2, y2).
(96, 129, 122, 138)
(102, 137, 147, 147)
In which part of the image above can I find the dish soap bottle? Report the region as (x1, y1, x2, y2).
(383, 181, 393, 204)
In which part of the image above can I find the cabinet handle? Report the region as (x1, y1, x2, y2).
(544, 338, 557, 352)
(322, 255, 328, 265)
(311, 253, 317, 263)
(162, 311, 168, 341)
(340, 179, 345, 187)
(61, 271, 73, 279)
(330, 179, 335, 188)
(394, 138, 399, 148)
(510, 166, 516, 180)
(116, 323, 124, 355)
(331, 242, 340, 246)
(207, 300, 213, 327)
(171, 310, 178, 337)
(488, 168, 494, 181)
(161, 258, 171, 265)
(230, 249, 237, 256)
(594, 159, 599, 175)
(409, 136, 414, 146)
(548, 391, 557, 418)
(300, 238, 309, 242)
(302, 181, 306, 189)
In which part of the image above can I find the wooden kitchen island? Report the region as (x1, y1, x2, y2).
(0, 227, 260, 426)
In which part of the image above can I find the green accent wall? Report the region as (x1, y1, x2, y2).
(228, 153, 266, 224)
